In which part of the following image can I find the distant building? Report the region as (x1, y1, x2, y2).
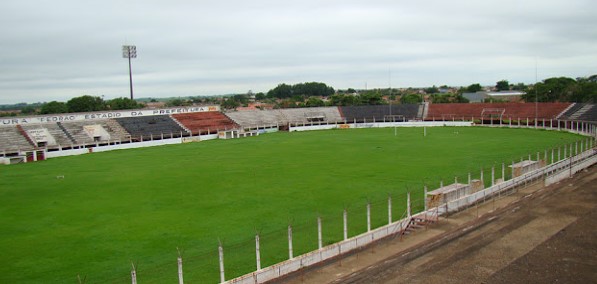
(462, 92, 490, 103)
(463, 91, 526, 103)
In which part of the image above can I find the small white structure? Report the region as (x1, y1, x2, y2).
(218, 130, 259, 140)
(510, 160, 545, 178)
(426, 183, 472, 209)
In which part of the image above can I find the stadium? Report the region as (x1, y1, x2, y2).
(1, 102, 596, 283)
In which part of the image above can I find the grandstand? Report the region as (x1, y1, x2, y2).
(172, 111, 238, 135)
(0, 125, 35, 153)
(339, 104, 421, 122)
(225, 109, 286, 129)
(559, 103, 597, 121)
(115, 115, 188, 141)
(279, 107, 343, 125)
(426, 103, 572, 121)
(0, 102, 595, 157)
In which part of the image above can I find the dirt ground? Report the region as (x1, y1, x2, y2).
(275, 165, 597, 284)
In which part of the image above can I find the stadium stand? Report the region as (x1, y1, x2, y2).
(279, 107, 344, 125)
(425, 103, 572, 121)
(20, 123, 73, 147)
(558, 103, 597, 121)
(0, 126, 35, 153)
(59, 120, 131, 144)
(339, 104, 421, 122)
(115, 115, 187, 140)
(172, 112, 239, 135)
(225, 109, 285, 129)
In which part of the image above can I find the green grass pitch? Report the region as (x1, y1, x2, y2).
(0, 127, 583, 283)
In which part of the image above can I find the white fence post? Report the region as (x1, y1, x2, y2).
(491, 166, 495, 187)
(501, 163, 505, 181)
(131, 263, 137, 284)
(317, 217, 323, 249)
(467, 172, 471, 185)
(343, 209, 348, 240)
(388, 195, 392, 224)
(423, 186, 428, 211)
(178, 255, 184, 284)
(407, 192, 411, 218)
(367, 203, 371, 232)
(255, 234, 261, 270)
(288, 225, 293, 259)
(218, 241, 225, 283)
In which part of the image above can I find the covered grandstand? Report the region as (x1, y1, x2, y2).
(1, 103, 595, 159)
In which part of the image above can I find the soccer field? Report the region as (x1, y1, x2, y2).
(0, 127, 583, 283)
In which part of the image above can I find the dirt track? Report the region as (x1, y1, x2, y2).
(276, 165, 597, 284)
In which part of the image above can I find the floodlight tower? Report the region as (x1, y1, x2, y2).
(122, 45, 137, 100)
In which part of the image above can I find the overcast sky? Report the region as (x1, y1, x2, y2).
(0, 0, 596, 104)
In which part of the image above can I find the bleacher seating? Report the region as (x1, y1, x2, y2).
(59, 120, 131, 144)
(20, 123, 73, 147)
(558, 103, 597, 122)
(339, 105, 420, 122)
(425, 103, 572, 121)
(172, 112, 238, 135)
(279, 107, 344, 124)
(0, 126, 35, 153)
(225, 109, 286, 129)
(115, 115, 187, 140)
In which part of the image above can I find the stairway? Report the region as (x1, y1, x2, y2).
(569, 104, 592, 120)
(401, 216, 436, 236)
(16, 124, 37, 148)
(57, 122, 77, 144)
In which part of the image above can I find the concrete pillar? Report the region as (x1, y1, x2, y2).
(407, 192, 411, 218)
(255, 234, 261, 270)
(367, 203, 371, 232)
(423, 186, 428, 211)
(178, 256, 184, 284)
(317, 217, 323, 250)
(131, 264, 137, 284)
(288, 225, 293, 259)
(343, 209, 348, 240)
(388, 196, 392, 224)
(218, 242, 225, 283)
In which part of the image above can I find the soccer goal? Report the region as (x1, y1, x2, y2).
(481, 108, 505, 124)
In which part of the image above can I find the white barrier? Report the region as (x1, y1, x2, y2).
(223, 147, 597, 284)
(289, 121, 473, 132)
(45, 134, 219, 159)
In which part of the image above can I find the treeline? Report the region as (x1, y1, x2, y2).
(0, 96, 144, 116)
(522, 76, 597, 103)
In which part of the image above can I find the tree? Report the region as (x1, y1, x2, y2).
(107, 97, 142, 110)
(267, 83, 293, 98)
(400, 94, 423, 104)
(305, 96, 325, 107)
(20, 106, 37, 115)
(496, 80, 510, 91)
(466, 83, 483, 93)
(40, 101, 68, 114)
(66, 95, 106, 112)
(255, 92, 266, 101)
(424, 85, 439, 94)
(166, 98, 191, 107)
(220, 98, 240, 110)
